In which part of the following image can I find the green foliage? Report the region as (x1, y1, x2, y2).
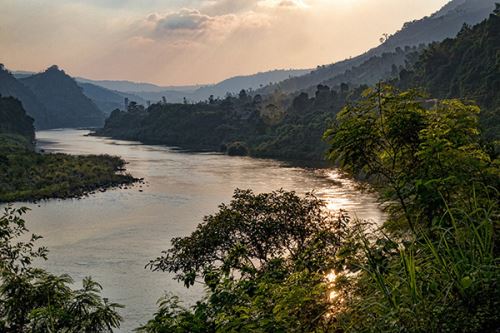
(324, 84, 498, 230)
(0, 95, 136, 202)
(141, 189, 349, 332)
(333, 188, 499, 332)
(0, 147, 136, 203)
(323, 83, 500, 332)
(0, 207, 123, 332)
(400, 8, 500, 142)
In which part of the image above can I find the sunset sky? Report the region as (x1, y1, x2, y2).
(1, 0, 450, 86)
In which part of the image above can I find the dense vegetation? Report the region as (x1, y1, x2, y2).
(138, 84, 499, 333)
(0, 96, 35, 142)
(97, 47, 425, 161)
(98, 7, 499, 164)
(97, 84, 366, 160)
(0, 96, 136, 202)
(400, 7, 500, 141)
(257, 0, 497, 95)
(1, 3, 498, 333)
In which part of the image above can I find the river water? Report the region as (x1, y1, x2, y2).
(13, 129, 384, 332)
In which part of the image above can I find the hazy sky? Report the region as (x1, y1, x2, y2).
(0, 0, 450, 85)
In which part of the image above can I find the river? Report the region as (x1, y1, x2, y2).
(13, 129, 384, 332)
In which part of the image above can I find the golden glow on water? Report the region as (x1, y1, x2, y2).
(12, 129, 384, 332)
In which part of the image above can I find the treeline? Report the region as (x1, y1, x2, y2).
(98, 46, 423, 161)
(97, 84, 367, 161)
(0, 96, 136, 203)
(97, 10, 499, 161)
(140, 85, 499, 332)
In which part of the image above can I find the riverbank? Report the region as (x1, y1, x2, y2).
(90, 130, 334, 169)
(0, 134, 138, 203)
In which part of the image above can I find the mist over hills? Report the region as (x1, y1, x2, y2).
(2, 0, 496, 130)
(97, 5, 500, 162)
(78, 82, 147, 115)
(78, 69, 311, 104)
(75, 77, 199, 94)
(256, 0, 498, 95)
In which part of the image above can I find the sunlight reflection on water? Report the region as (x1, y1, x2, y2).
(9, 129, 385, 332)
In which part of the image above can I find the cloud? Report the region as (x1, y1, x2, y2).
(155, 9, 212, 32)
(1, 0, 452, 85)
(136, 7, 269, 43)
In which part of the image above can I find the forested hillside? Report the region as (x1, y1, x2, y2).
(400, 7, 500, 140)
(0, 65, 49, 129)
(0, 96, 35, 142)
(0, 96, 135, 202)
(257, 0, 497, 95)
(97, 9, 499, 161)
(20, 66, 105, 128)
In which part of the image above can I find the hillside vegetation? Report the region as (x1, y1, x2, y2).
(20, 66, 105, 129)
(96, 11, 499, 161)
(0, 96, 135, 203)
(139, 85, 499, 332)
(257, 0, 497, 95)
(96, 47, 422, 161)
(400, 8, 500, 141)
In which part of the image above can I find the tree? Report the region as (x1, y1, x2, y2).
(141, 189, 349, 332)
(0, 206, 123, 332)
(324, 84, 497, 231)
(149, 189, 347, 287)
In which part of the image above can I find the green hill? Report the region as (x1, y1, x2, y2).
(257, 0, 497, 95)
(0, 64, 49, 129)
(20, 66, 105, 128)
(400, 5, 500, 140)
(0, 96, 135, 202)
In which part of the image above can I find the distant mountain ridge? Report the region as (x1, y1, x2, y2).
(78, 69, 311, 104)
(75, 77, 199, 93)
(78, 82, 147, 115)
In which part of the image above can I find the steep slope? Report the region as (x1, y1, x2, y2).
(258, 0, 497, 95)
(401, 5, 500, 140)
(380, 0, 496, 50)
(0, 65, 49, 129)
(21, 66, 105, 128)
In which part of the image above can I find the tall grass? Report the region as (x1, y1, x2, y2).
(336, 187, 499, 332)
